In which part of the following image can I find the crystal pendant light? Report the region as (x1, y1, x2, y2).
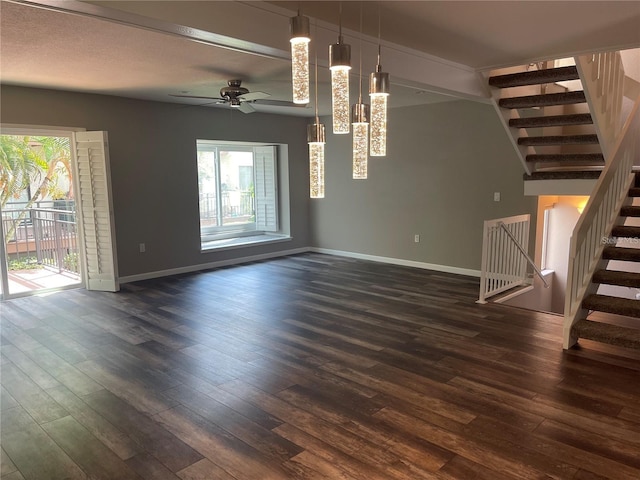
(308, 25, 325, 198)
(329, 3, 351, 134)
(308, 123, 325, 198)
(369, 8, 389, 156)
(290, 12, 310, 104)
(352, 2, 369, 179)
(352, 102, 369, 179)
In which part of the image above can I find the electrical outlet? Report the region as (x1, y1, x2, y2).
(139, 243, 146, 253)
(494, 192, 501, 202)
(414, 234, 420, 243)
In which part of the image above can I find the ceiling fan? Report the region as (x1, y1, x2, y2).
(170, 79, 302, 114)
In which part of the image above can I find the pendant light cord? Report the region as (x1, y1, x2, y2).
(314, 20, 319, 121)
(358, 1, 363, 103)
(377, 3, 381, 66)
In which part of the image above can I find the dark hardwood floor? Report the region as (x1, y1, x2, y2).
(1, 253, 639, 480)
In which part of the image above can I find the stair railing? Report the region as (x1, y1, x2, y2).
(575, 51, 625, 158)
(563, 96, 640, 348)
(478, 214, 544, 303)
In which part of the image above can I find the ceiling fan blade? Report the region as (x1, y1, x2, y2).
(238, 102, 256, 114)
(174, 99, 227, 110)
(169, 94, 225, 101)
(254, 99, 309, 108)
(238, 91, 271, 101)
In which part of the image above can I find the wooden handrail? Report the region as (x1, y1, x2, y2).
(498, 222, 549, 289)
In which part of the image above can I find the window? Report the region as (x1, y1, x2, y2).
(197, 141, 286, 250)
(540, 207, 551, 271)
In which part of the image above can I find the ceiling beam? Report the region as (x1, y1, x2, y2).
(5, 0, 292, 61)
(7, 0, 489, 101)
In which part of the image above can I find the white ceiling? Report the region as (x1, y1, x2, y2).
(1, 0, 639, 117)
(271, 1, 640, 70)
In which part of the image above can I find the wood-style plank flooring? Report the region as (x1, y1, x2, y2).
(1, 253, 639, 479)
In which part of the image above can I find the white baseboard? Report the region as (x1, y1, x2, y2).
(310, 247, 481, 277)
(119, 247, 311, 283)
(120, 246, 480, 283)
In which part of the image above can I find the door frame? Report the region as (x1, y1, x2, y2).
(0, 124, 86, 300)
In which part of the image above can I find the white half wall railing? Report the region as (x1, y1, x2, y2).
(478, 214, 546, 304)
(575, 51, 625, 158)
(563, 96, 640, 349)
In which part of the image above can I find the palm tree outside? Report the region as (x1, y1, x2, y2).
(0, 134, 80, 295)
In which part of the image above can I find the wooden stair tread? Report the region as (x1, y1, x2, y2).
(582, 294, 640, 318)
(620, 206, 640, 217)
(499, 91, 586, 109)
(518, 134, 599, 146)
(509, 113, 593, 128)
(629, 187, 640, 197)
(602, 246, 640, 261)
(611, 225, 640, 238)
(526, 153, 604, 163)
(489, 66, 579, 88)
(593, 269, 640, 288)
(524, 171, 601, 181)
(572, 319, 640, 350)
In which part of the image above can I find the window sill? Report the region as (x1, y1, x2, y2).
(201, 234, 291, 252)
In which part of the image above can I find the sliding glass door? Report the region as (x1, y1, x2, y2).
(0, 132, 82, 299)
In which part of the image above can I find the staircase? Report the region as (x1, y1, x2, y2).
(570, 172, 640, 350)
(489, 64, 604, 182)
(484, 51, 640, 351)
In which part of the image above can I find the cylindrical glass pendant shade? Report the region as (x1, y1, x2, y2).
(369, 69, 389, 156)
(290, 15, 310, 104)
(352, 123, 368, 179)
(329, 41, 351, 134)
(308, 122, 325, 198)
(369, 93, 388, 156)
(352, 103, 369, 180)
(309, 142, 325, 198)
(331, 68, 350, 134)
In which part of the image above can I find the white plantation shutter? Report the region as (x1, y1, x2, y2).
(73, 131, 119, 292)
(253, 146, 278, 232)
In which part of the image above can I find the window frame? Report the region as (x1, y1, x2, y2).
(196, 140, 285, 251)
(197, 143, 258, 239)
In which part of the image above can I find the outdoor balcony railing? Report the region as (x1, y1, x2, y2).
(199, 191, 255, 227)
(2, 203, 79, 275)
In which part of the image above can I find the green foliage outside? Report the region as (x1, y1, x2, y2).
(0, 135, 73, 241)
(7, 256, 43, 271)
(1, 135, 72, 207)
(63, 252, 79, 273)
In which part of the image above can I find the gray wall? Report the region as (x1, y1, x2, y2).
(2, 86, 537, 279)
(310, 100, 538, 272)
(0, 85, 311, 277)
